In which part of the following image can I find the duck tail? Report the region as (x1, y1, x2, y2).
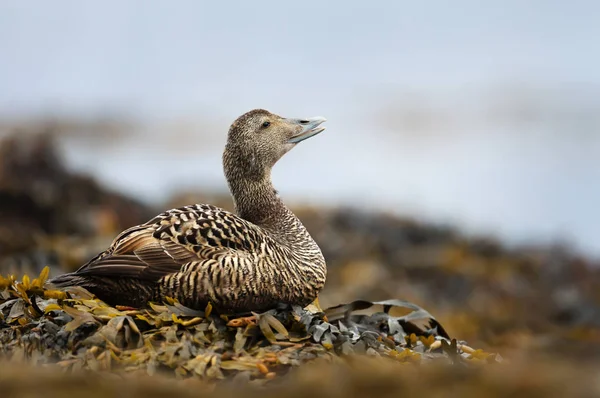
(48, 272, 89, 288)
(48, 273, 156, 308)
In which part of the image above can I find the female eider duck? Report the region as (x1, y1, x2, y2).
(50, 109, 327, 313)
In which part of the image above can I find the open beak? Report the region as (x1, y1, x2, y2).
(287, 116, 327, 144)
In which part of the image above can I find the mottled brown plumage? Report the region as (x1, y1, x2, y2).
(50, 109, 327, 313)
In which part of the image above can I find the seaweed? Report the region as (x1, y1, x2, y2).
(0, 267, 500, 384)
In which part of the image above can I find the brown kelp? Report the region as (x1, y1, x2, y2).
(0, 267, 500, 384)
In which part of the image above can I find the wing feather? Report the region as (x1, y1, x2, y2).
(73, 204, 260, 281)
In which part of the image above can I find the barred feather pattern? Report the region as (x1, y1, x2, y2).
(153, 204, 326, 312)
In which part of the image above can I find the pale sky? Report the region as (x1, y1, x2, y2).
(1, 1, 599, 257)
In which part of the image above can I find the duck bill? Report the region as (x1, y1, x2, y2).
(287, 116, 327, 144)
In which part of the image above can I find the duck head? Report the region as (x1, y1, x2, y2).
(223, 109, 326, 180)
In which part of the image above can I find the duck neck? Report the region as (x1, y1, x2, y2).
(223, 146, 318, 252)
(226, 169, 290, 231)
(224, 153, 326, 296)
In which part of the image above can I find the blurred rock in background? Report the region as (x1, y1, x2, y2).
(0, 128, 152, 275)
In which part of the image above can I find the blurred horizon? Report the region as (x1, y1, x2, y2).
(1, 1, 599, 258)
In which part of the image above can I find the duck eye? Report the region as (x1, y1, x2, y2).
(262, 121, 271, 128)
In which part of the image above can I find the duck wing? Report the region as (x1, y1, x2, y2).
(74, 204, 260, 281)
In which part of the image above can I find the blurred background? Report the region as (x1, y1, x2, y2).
(1, 1, 599, 357)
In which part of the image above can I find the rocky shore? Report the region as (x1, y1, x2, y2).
(1, 130, 599, 394)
